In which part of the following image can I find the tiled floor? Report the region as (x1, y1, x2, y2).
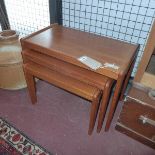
(0, 80, 154, 155)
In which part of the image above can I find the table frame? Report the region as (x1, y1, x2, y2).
(21, 24, 139, 132)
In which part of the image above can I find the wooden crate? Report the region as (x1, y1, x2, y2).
(116, 86, 155, 149)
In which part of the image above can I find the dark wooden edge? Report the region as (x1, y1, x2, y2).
(115, 123, 155, 149)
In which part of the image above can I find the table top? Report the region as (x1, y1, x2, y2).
(22, 25, 139, 79)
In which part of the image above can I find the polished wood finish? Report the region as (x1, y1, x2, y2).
(23, 62, 102, 135)
(104, 57, 136, 132)
(22, 50, 111, 89)
(103, 51, 136, 131)
(97, 81, 113, 132)
(22, 25, 138, 80)
(24, 69, 36, 104)
(21, 24, 57, 41)
(105, 73, 125, 131)
(116, 87, 155, 149)
(21, 25, 138, 132)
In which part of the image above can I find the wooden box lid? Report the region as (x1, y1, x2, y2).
(126, 85, 155, 108)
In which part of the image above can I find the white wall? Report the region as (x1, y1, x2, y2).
(5, 0, 50, 37)
(62, 0, 155, 75)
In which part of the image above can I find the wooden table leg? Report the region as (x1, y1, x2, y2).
(119, 60, 135, 101)
(105, 74, 125, 131)
(23, 66, 37, 104)
(97, 80, 113, 133)
(88, 91, 102, 135)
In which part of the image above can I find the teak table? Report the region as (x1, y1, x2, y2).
(21, 24, 139, 133)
